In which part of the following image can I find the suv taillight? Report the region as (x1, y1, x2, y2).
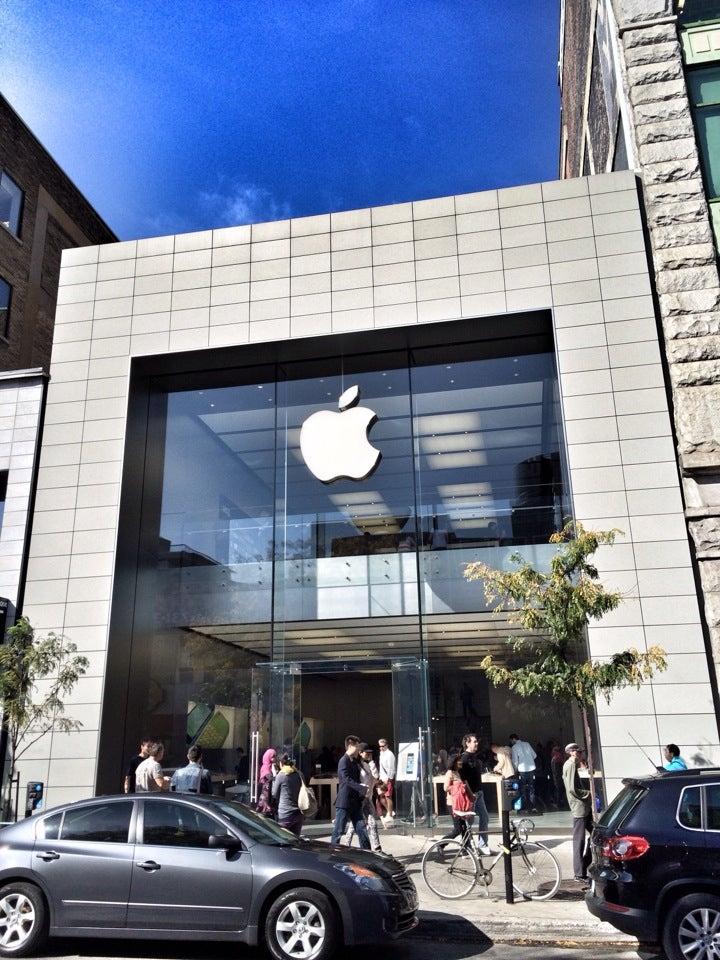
(602, 835, 650, 861)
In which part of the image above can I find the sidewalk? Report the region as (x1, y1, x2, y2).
(317, 823, 639, 947)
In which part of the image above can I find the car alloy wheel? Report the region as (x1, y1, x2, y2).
(275, 899, 326, 959)
(0, 894, 35, 951)
(678, 907, 720, 959)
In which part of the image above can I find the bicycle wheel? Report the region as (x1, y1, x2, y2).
(511, 841, 561, 901)
(422, 839, 479, 899)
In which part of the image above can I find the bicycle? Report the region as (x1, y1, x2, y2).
(421, 817, 561, 901)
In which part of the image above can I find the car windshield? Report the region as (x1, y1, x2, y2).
(209, 799, 298, 845)
(599, 783, 646, 832)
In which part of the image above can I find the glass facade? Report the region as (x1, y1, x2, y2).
(109, 320, 576, 815)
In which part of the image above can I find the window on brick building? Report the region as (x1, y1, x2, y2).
(0, 278, 10, 338)
(0, 171, 23, 237)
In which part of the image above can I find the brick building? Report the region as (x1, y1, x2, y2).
(0, 95, 116, 373)
(560, 0, 720, 713)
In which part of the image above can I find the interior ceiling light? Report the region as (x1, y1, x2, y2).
(427, 451, 488, 469)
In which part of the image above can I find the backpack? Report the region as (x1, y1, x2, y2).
(297, 775, 318, 818)
(450, 778, 474, 814)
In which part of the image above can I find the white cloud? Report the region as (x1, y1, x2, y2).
(199, 181, 292, 227)
(140, 210, 194, 237)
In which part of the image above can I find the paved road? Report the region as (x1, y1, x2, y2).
(35, 936, 661, 960)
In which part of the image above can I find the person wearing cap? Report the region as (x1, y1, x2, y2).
(341, 743, 382, 852)
(563, 742, 592, 883)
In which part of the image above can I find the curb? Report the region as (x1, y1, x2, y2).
(413, 913, 639, 946)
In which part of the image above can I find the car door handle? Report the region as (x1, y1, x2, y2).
(36, 850, 60, 861)
(137, 860, 161, 872)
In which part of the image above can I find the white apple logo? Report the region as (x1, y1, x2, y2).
(300, 384, 382, 483)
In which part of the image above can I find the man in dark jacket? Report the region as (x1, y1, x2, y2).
(330, 735, 371, 849)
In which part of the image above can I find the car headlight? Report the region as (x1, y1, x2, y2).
(333, 862, 389, 891)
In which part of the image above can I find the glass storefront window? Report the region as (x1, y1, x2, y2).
(412, 348, 567, 619)
(108, 315, 579, 816)
(272, 355, 419, 665)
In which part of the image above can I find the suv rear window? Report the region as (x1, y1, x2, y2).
(705, 784, 720, 830)
(599, 784, 647, 831)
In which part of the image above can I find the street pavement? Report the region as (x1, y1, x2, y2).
(368, 827, 639, 947)
(34, 945, 655, 960)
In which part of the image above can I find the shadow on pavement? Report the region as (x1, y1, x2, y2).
(40, 926, 494, 960)
(414, 911, 494, 946)
(532, 837, 566, 850)
(550, 879, 588, 901)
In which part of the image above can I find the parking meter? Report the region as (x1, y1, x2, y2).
(25, 782, 44, 817)
(501, 777, 521, 811)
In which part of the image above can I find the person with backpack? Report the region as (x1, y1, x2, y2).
(272, 753, 304, 836)
(442, 754, 475, 842)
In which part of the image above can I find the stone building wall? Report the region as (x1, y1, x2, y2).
(612, 0, 720, 698)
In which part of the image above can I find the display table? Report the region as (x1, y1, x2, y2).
(310, 775, 338, 814)
(432, 773, 503, 816)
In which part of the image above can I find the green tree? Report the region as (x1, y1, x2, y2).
(465, 522, 667, 817)
(0, 617, 88, 820)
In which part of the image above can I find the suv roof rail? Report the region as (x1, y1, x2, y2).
(623, 767, 720, 785)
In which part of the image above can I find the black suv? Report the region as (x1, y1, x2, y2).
(586, 768, 720, 960)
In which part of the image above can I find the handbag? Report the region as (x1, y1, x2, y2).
(297, 774, 318, 818)
(450, 779, 474, 814)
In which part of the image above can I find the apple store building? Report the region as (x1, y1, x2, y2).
(21, 171, 720, 813)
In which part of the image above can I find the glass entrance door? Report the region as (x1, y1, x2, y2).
(249, 661, 300, 806)
(248, 656, 432, 827)
(391, 657, 433, 828)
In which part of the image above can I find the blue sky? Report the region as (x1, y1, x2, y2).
(2, 1, 561, 241)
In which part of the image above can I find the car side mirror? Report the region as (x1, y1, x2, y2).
(208, 833, 243, 851)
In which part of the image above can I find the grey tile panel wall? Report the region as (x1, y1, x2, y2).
(0, 370, 45, 616)
(23, 170, 720, 805)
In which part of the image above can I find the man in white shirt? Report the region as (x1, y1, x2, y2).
(135, 742, 169, 792)
(509, 734, 538, 813)
(378, 738, 396, 823)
